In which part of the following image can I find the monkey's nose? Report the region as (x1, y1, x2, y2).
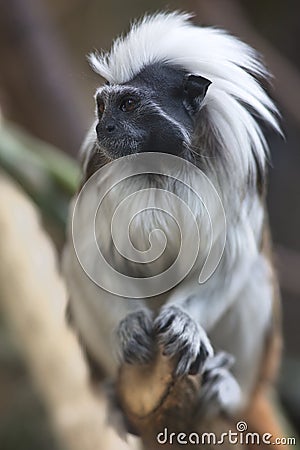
(106, 123, 115, 132)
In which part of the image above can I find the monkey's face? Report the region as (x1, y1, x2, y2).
(95, 63, 211, 160)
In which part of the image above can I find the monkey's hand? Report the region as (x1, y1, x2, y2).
(154, 305, 213, 376)
(117, 309, 155, 365)
(197, 352, 241, 418)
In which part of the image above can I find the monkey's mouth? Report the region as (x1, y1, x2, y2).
(97, 136, 142, 159)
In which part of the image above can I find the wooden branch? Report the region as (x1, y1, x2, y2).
(118, 353, 241, 450)
(0, 172, 138, 450)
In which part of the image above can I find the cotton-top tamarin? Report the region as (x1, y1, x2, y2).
(63, 12, 283, 437)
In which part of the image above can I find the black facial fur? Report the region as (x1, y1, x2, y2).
(95, 63, 211, 160)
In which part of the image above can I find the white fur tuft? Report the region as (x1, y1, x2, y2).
(89, 12, 281, 179)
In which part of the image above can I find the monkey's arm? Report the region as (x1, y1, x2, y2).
(152, 252, 275, 406)
(160, 249, 272, 331)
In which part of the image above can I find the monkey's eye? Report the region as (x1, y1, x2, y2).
(120, 98, 137, 112)
(97, 99, 105, 116)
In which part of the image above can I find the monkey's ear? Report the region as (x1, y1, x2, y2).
(183, 74, 211, 112)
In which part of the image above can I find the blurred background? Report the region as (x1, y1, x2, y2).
(0, 0, 299, 448)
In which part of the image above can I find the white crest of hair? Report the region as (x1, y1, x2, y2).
(89, 11, 281, 181)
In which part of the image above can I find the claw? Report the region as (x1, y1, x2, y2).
(154, 305, 213, 377)
(117, 310, 155, 365)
